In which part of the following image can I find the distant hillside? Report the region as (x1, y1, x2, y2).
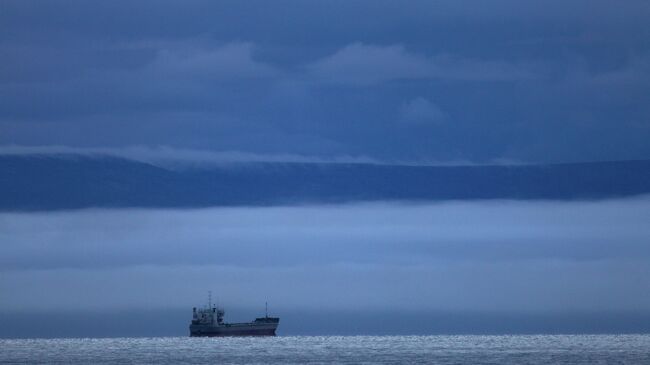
(1, 154, 649, 211)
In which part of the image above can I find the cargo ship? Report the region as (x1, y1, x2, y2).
(189, 297, 279, 337)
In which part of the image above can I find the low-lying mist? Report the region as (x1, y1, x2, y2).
(1, 198, 649, 315)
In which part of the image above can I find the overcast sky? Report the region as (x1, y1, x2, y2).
(1, 0, 650, 163)
(2, 1, 650, 337)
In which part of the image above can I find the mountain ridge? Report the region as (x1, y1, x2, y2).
(1, 154, 649, 211)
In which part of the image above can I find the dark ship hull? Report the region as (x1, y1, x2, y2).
(190, 327, 275, 337)
(189, 322, 278, 337)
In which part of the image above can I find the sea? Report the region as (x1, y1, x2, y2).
(1, 335, 649, 364)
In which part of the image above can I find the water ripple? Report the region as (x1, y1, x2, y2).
(1, 335, 649, 364)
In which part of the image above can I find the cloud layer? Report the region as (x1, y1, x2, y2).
(2, 198, 649, 312)
(1, 0, 649, 163)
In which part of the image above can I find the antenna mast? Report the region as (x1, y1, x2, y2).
(265, 301, 268, 317)
(208, 291, 212, 308)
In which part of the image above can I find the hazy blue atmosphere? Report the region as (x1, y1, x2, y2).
(1, 0, 650, 342)
(2, 198, 650, 336)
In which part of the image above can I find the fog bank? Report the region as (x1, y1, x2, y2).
(1, 198, 649, 315)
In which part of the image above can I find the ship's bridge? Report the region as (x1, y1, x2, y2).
(192, 306, 225, 325)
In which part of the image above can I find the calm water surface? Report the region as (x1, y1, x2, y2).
(1, 335, 649, 364)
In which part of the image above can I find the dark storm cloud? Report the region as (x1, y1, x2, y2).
(1, 0, 649, 162)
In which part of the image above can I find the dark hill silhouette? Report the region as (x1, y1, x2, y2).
(1, 154, 649, 211)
